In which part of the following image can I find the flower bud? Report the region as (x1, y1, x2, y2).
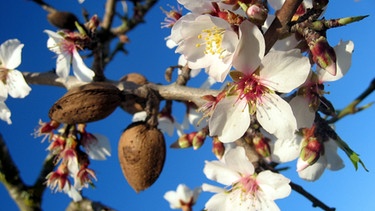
(212, 136, 225, 160)
(192, 130, 207, 150)
(297, 137, 323, 171)
(170, 133, 193, 149)
(84, 15, 100, 33)
(252, 136, 271, 162)
(246, 4, 268, 26)
(309, 36, 337, 76)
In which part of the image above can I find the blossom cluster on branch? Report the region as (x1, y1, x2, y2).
(0, 0, 371, 210)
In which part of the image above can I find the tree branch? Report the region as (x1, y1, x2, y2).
(65, 198, 115, 211)
(23, 71, 220, 107)
(264, 0, 303, 54)
(290, 182, 336, 211)
(0, 134, 40, 211)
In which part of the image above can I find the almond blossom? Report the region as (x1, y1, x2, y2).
(45, 164, 82, 202)
(44, 30, 95, 82)
(289, 40, 354, 129)
(208, 21, 310, 143)
(164, 184, 201, 210)
(0, 39, 32, 124)
(170, 14, 254, 82)
(202, 146, 291, 211)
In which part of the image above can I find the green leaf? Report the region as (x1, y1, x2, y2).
(333, 136, 369, 172)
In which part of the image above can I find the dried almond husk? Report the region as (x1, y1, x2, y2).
(118, 121, 166, 192)
(49, 82, 122, 124)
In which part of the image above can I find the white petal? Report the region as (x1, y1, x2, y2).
(44, 30, 63, 54)
(187, 108, 206, 130)
(202, 183, 225, 193)
(203, 56, 232, 82)
(86, 134, 111, 160)
(254, 192, 281, 211)
(324, 139, 344, 171)
(0, 101, 12, 124)
(318, 40, 354, 82)
(132, 111, 147, 122)
(56, 53, 70, 80)
(271, 35, 300, 51)
(298, 156, 327, 181)
(257, 170, 291, 200)
(176, 184, 194, 203)
(164, 190, 181, 209)
(232, 20, 264, 74)
(0, 39, 23, 69)
(63, 184, 82, 202)
(223, 147, 255, 175)
(72, 50, 94, 82)
(289, 95, 315, 129)
(209, 96, 250, 143)
(268, 0, 284, 10)
(271, 135, 301, 163)
(203, 160, 241, 186)
(256, 94, 297, 139)
(260, 50, 310, 93)
(204, 192, 229, 211)
(158, 116, 175, 136)
(6, 70, 31, 98)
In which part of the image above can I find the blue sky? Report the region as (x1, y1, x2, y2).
(1, 0, 375, 210)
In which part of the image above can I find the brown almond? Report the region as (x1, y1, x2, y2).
(119, 73, 148, 114)
(118, 122, 166, 192)
(49, 82, 122, 124)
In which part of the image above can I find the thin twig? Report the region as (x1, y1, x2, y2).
(290, 182, 336, 211)
(327, 77, 375, 123)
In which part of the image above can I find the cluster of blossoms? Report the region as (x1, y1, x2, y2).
(162, 0, 358, 210)
(35, 121, 111, 201)
(0, 19, 96, 124)
(0, 14, 103, 201)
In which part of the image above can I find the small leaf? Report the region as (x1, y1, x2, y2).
(333, 136, 368, 171)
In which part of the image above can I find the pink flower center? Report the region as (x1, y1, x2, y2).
(61, 40, 76, 54)
(238, 175, 259, 195)
(233, 73, 270, 114)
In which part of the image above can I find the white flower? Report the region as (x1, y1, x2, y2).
(208, 21, 310, 143)
(0, 39, 32, 124)
(203, 146, 291, 211)
(44, 30, 95, 82)
(164, 184, 201, 209)
(288, 40, 354, 129)
(171, 14, 245, 82)
(0, 39, 31, 98)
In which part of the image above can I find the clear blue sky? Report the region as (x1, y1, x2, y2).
(1, 0, 375, 210)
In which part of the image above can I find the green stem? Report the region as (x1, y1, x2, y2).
(328, 78, 375, 123)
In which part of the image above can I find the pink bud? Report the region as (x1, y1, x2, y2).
(310, 36, 337, 76)
(246, 4, 268, 26)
